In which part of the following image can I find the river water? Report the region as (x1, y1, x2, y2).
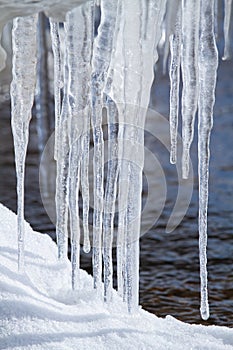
(0, 25, 232, 328)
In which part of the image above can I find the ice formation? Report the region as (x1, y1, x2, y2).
(6, 0, 231, 319)
(11, 14, 38, 272)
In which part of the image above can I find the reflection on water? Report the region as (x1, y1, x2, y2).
(0, 53, 232, 327)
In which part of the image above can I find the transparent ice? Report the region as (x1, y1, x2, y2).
(9, 0, 227, 319)
(11, 14, 38, 272)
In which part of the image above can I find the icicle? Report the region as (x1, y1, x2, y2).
(222, 0, 232, 60)
(122, 0, 143, 313)
(181, 0, 200, 179)
(106, 0, 166, 312)
(126, 0, 166, 313)
(198, 0, 218, 321)
(11, 14, 38, 271)
(169, 4, 181, 164)
(65, 8, 81, 280)
(80, 2, 94, 255)
(103, 3, 125, 301)
(108, 0, 143, 312)
(55, 32, 69, 260)
(125, 0, 166, 313)
(91, 0, 118, 292)
(49, 19, 62, 161)
(65, 3, 93, 289)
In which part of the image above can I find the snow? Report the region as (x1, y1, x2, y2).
(0, 203, 232, 350)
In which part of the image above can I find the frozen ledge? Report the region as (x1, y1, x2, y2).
(0, 203, 232, 350)
(0, 0, 90, 70)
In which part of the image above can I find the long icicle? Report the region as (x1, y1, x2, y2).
(65, 3, 93, 289)
(198, 0, 218, 320)
(80, 2, 94, 255)
(105, 0, 140, 308)
(111, 0, 166, 311)
(123, 0, 143, 313)
(181, 0, 200, 179)
(11, 14, 38, 272)
(112, 0, 142, 310)
(222, 0, 232, 60)
(127, 0, 167, 313)
(55, 27, 69, 260)
(91, 0, 118, 292)
(107, 0, 166, 310)
(124, 0, 167, 313)
(169, 3, 181, 164)
(65, 8, 82, 288)
(102, 0, 125, 301)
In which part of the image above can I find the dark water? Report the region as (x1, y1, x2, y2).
(0, 53, 232, 327)
(141, 56, 233, 326)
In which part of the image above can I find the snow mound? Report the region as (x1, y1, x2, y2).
(0, 203, 232, 350)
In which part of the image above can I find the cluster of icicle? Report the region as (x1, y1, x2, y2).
(10, 0, 232, 319)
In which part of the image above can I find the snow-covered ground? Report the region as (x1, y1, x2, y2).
(0, 203, 232, 350)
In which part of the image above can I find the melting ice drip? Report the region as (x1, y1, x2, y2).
(9, 0, 231, 319)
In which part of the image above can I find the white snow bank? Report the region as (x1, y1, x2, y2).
(0, 203, 232, 350)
